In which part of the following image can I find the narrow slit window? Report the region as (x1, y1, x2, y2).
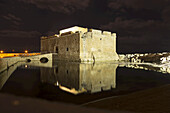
(56, 47, 58, 53)
(55, 67, 58, 74)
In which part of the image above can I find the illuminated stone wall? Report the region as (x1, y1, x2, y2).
(55, 33, 80, 61)
(0, 57, 20, 73)
(41, 26, 119, 62)
(41, 36, 57, 53)
(0, 62, 18, 90)
(80, 29, 119, 62)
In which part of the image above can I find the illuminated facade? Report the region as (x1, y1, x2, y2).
(41, 26, 119, 62)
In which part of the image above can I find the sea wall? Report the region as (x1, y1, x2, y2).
(118, 52, 170, 74)
(0, 57, 23, 73)
(22, 53, 54, 61)
(118, 52, 170, 64)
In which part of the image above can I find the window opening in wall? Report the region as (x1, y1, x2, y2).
(67, 48, 69, 51)
(55, 67, 58, 74)
(56, 46, 58, 53)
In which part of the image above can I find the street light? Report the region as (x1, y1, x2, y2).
(25, 50, 28, 53)
(0, 50, 4, 53)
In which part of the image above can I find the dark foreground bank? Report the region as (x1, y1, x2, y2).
(0, 93, 133, 113)
(85, 84, 170, 113)
(1, 85, 170, 113)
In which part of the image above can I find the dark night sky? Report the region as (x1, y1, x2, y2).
(0, 0, 170, 53)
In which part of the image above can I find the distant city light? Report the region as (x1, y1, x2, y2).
(0, 51, 4, 53)
(25, 50, 28, 53)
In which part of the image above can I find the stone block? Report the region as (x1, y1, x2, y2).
(103, 31, 111, 36)
(89, 29, 102, 34)
(112, 33, 116, 37)
(102, 86, 111, 91)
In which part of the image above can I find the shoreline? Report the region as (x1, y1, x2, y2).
(1, 55, 169, 74)
(0, 57, 22, 73)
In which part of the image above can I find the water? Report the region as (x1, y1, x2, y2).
(0, 61, 170, 104)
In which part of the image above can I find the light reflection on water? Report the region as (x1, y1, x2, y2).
(0, 61, 170, 104)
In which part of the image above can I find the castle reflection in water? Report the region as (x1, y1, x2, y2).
(0, 61, 118, 94)
(1, 60, 169, 95)
(40, 62, 118, 94)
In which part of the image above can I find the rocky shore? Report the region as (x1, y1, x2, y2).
(119, 52, 170, 63)
(118, 52, 170, 74)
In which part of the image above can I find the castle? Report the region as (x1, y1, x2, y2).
(41, 26, 119, 62)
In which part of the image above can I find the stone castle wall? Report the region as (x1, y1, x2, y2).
(41, 26, 119, 62)
(41, 36, 57, 53)
(56, 33, 80, 61)
(80, 29, 119, 62)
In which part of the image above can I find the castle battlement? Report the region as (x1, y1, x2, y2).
(59, 26, 88, 35)
(42, 26, 117, 40)
(59, 26, 116, 37)
(103, 31, 111, 36)
(89, 29, 102, 34)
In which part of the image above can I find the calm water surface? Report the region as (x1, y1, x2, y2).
(0, 61, 170, 104)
